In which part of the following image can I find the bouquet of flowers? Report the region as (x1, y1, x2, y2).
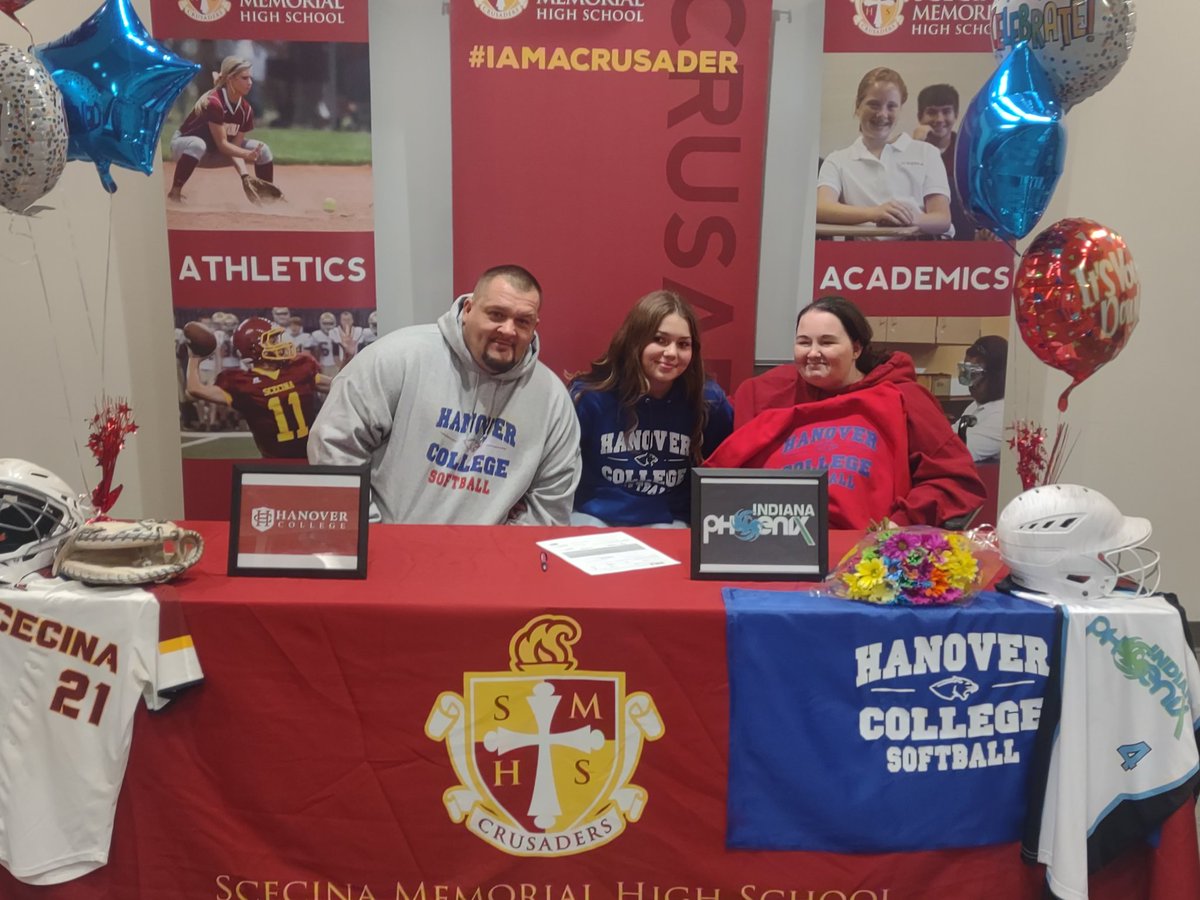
(819, 525, 1000, 607)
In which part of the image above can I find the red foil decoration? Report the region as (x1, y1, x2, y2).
(1013, 218, 1139, 411)
(86, 397, 138, 520)
(1008, 420, 1047, 491)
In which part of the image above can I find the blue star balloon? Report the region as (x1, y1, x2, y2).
(955, 42, 1067, 242)
(35, 0, 199, 193)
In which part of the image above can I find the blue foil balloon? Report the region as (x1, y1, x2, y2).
(34, 0, 199, 193)
(955, 42, 1066, 242)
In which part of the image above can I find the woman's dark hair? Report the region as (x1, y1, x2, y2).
(965, 335, 1008, 403)
(797, 296, 885, 374)
(572, 290, 710, 461)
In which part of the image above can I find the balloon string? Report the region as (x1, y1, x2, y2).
(101, 195, 114, 387)
(61, 187, 101, 367)
(5, 12, 35, 49)
(25, 215, 92, 495)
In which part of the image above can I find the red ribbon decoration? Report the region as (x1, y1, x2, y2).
(86, 397, 138, 520)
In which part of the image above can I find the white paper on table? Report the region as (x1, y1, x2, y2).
(536, 531, 680, 575)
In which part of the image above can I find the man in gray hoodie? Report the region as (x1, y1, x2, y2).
(307, 265, 581, 524)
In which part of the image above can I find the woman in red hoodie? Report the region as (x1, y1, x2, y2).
(705, 296, 984, 529)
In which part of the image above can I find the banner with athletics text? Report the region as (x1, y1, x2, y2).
(815, 0, 1013, 525)
(449, 0, 773, 390)
(150, 0, 375, 519)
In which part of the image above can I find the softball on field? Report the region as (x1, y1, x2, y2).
(322, 197, 337, 213)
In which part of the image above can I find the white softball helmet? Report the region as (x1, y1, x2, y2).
(0, 459, 90, 584)
(997, 484, 1159, 601)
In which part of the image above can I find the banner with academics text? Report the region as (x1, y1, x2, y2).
(450, 0, 774, 389)
(815, 0, 1014, 525)
(150, 0, 375, 519)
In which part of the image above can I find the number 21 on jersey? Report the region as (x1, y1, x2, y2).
(50, 669, 111, 725)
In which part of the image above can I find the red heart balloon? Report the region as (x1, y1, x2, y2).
(0, 0, 35, 29)
(1013, 218, 1140, 411)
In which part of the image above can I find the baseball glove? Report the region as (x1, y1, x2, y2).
(52, 520, 204, 586)
(241, 173, 284, 205)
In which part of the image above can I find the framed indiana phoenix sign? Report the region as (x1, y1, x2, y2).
(691, 468, 829, 580)
(227, 463, 370, 578)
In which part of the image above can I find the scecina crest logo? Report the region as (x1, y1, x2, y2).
(475, 0, 529, 20)
(852, 0, 905, 37)
(425, 614, 663, 856)
(179, 0, 232, 23)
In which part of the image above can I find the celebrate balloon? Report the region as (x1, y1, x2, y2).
(0, 45, 68, 213)
(991, 0, 1137, 111)
(35, 0, 199, 193)
(1014, 218, 1139, 411)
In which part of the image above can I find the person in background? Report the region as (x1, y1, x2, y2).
(307, 265, 581, 525)
(334, 310, 362, 367)
(954, 335, 1008, 462)
(166, 57, 277, 203)
(311, 311, 339, 376)
(569, 290, 733, 527)
(186, 316, 330, 458)
(284, 316, 313, 354)
(912, 83, 980, 242)
(361, 311, 379, 350)
(817, 67, 951, 237)
(707, 296, 984, 529)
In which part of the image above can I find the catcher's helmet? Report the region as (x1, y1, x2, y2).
(997, 484, 1159, 601)
(234, 316, 296, 364)
(0, 459, 89, 584)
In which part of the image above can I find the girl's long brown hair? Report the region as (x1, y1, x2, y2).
(572, 290, 711, 462)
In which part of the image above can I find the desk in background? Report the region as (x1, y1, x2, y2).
(1, 524, 1197, 900)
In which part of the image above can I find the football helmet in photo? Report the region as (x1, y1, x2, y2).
(997, 484, 1159, 601)
(233, 316, 296, 364)
(0, 459, 90, 584)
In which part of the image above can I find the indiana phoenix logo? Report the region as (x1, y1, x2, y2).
(475, 0, 529, 21)
(425, 615, 663, 856)
(852, 0, 905, 37)
(179, 0, 231, 23)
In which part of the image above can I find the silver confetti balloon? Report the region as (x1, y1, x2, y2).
(0, 44, 67, 213)
(991, 0, 1137, 111)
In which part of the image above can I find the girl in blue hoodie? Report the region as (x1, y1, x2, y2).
(570, 291, 733, 527)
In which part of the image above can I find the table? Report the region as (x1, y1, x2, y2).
(2, 524, 1197, 900)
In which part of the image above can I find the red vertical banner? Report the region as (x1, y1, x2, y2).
(449, 0, 773, 389)
(816, 0, 1014, 524)
(149, 0, 375, 519)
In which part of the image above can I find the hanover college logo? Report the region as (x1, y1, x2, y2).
(250, 506, 277, 532)
(425, 615, 663, 856)
(179, 0, 232, 23)
(853, 0, 905, 37)
(475, 0, 528, 20)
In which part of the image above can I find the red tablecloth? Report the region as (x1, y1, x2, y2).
(2, 523, 1196, 899)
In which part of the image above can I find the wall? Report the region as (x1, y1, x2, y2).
(0, 0, 1191, 614)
